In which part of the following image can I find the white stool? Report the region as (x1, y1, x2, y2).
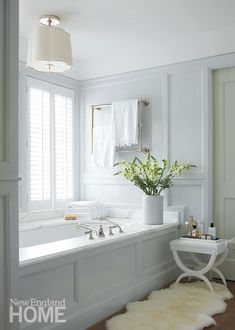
(170, 238, 228, 292)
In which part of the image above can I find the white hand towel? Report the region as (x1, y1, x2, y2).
(92, 125, 114, 168)
(111, 99, 139, 148)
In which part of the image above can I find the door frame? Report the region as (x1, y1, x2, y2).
(0, 0, 19, 329)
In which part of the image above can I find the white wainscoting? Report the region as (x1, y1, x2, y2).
(79, 60, 212, 228)
(20, 225, 179, 330)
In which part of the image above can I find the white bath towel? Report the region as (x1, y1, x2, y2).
(111, 99, 139, 148)
(92, 125, 114, 168)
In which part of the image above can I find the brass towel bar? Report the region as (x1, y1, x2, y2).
(91, 98, 150, 154)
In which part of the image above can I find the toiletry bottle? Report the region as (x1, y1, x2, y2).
(185, 215, 198, 237)
(200, 233, 206, 240)
(208, 222, 216, 240)
(191, 224, 199, 238)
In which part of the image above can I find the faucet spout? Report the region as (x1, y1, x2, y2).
(97, 225, 105, 237)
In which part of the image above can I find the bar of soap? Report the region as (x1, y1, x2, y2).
(64, 214, 77, 220)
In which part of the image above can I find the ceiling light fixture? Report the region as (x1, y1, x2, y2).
(27, 15, 73, 73)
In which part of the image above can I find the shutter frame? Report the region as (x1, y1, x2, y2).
(27, 77, 75, 211)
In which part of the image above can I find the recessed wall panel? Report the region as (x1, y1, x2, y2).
(224, 82, 235, 183)
(84, 183, 143, 205)
(82, 245, 136, 298)
(169, 71, 203, 170)
(169, 185, 203, 221)
(83, 76, 163, 173)
(141, 232, 175, 272)
(224, 198, 235, 239)
(20, 263, 76, 305)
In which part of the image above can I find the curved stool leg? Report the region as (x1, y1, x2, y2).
(212, 250, 228, 286)
(172, 250, 217, 292)
(214, 250, 228, 268)
(174, 273, 189, 286)
(174, 273, 214, 292)
(173, 251, 217, 276)
(213, 267, 227, 287)
(195, 275, 214, 292)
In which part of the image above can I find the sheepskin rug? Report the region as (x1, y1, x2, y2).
(106, 281, 233, 330)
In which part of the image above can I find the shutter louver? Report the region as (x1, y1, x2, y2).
(29, 87, 51, 202)
(54, 95, 73, 200)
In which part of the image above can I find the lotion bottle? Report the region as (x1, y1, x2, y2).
(208, 222, 216, 240)
(185, 215, 198, 237)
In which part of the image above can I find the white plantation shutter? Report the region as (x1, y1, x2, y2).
(27, 78, 74, 210)
(28, 87, 51, 204)
(54, 94, 73, 201)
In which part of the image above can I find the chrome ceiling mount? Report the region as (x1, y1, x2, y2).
(39, 15, 60, 26)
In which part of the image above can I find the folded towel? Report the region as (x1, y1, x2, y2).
(67, 201, 97, 207)
(92, 125, 114, 168)
(66, 201, 107, 219)
(111, 99, 139, 148)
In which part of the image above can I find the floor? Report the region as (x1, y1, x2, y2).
(87, 280, 235, 330)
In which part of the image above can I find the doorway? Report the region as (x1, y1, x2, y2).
(213, 67, 235, 280)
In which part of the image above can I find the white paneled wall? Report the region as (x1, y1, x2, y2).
(79, 55, 234, 227)
(80, 74, 163, 207)
(79, 65, 208, 221)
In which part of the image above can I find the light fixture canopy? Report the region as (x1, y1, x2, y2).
(39, 14, 60, 26)
(27, 15, 73, 73)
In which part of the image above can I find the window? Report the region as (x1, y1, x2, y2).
(27, 77, 75, 210)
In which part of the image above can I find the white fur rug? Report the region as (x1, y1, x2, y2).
(106, 281, 233, 330)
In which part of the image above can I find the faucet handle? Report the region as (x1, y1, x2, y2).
(88, 232, 95, 240)
(108, 226, 114, 235)
(97, 225, 105, 237)
(84, 230, 95, 240)
(118, 227, 124, 233)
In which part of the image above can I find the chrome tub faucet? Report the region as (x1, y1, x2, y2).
(77, 219, 124, 240)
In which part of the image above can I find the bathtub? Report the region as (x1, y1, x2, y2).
(19, 214, 180, 330)
(19, 218, 133, 249)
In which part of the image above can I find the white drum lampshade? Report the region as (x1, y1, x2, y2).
(27, 15, 73, 73)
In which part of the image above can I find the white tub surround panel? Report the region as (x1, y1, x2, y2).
(20, 223, 179, 330)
